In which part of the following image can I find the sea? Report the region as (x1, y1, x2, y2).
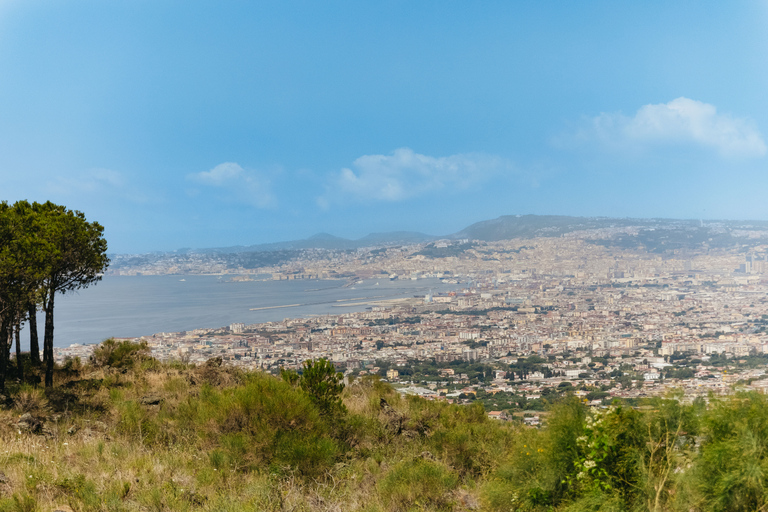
(23, 275, 461, 348)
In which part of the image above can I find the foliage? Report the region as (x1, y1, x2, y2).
(692, 391, 768, 511)
(378, 458, 458, 511)
(90, 338, 152, 368)
(12, 384, 48, 415)
(0, 200, 108, 388)
(174, 372, 340, 477)
(298, 358, 346, 418)
(8, 356, 768, 511)
(568, 405, 643, 496)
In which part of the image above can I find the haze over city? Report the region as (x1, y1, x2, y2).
(1, 1, 768, 253)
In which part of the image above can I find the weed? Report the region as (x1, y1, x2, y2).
(13, 386, 48, 415)
(9, 494, 37, 512)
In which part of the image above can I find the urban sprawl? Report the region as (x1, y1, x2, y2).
(58, 226, 768, 418)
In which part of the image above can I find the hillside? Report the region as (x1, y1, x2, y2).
(189, 231, 436, 254)
(109, 214, 768, 273)
(3, 342, 768, 511)
(453, 214, 627, 240)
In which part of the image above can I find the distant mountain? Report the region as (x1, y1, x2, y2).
(118, 214, 768, 259)
(357, 231, 435, 245)
(450, 214, 768, 253)
(452, 214, 641, 241)
(190, 231, 436, 254)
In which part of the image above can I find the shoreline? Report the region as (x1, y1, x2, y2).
(39, 274, 458, 349)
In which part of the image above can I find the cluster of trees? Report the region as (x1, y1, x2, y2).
(480, 391, 768, 512)
(0, 201, 108, 388)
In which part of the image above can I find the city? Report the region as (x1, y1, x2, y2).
(60, 224, 768, 414)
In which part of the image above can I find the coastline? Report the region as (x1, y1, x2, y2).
(39, 274, 459, 349)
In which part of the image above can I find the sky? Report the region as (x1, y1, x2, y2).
(1, 1, 768, 253)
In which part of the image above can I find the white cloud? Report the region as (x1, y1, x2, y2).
(46, 168, 125, 195)
(570, 97, 766, 158)
(324, 148, 512, 204)
(43, 168, 154, 205)
(187, 162, 275, 208)
(190, 162, 243, 186)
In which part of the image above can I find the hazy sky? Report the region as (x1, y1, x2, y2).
(2, 1, 768, 253)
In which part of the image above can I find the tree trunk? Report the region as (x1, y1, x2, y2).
(15, 320, 22, 381)
(0, 318, 8, 391)
(44, 290, 55, 388)
(28, 302, 40, 366)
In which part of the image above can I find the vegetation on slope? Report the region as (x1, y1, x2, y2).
(1, 343, 768, 511)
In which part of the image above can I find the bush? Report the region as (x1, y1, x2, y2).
(692, 391, 768, 511)
(482, 398, 585, 511)
(3, 494, 38, 512)
(482, 428, 555, 511)
(116, 399, 159, 444)
(90, 338, 152, 368)
(298, 358, 346, 417)
(62, 356, 83, 372)
(13, 385, 48, 415)
(378, 458, 458, 511)
(176, 373, 341, 477)
(428, 401, 510, 479)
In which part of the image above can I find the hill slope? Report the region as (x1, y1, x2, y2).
(2, 347, 767, 511)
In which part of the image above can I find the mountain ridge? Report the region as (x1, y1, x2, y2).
(118, 214, 768, 256)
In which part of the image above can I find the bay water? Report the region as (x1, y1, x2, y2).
(23, 275, 459, 348)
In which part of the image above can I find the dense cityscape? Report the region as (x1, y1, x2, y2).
(60, 221, 768, 417)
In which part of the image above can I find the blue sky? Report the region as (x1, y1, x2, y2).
(1, 1, 767, 253)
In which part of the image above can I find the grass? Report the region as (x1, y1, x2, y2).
(5, 346, 752, 512)
(0, 354, 498, 512)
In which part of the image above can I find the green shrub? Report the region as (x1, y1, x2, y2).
(378, 458, 458, 511)
(6, 494, 38, 512)
(298, 358, 346, 418)
(117, 399, 159, 444)
(430, 420, 510, 479)
(691, 391, 768, 512)
(483, 399, 585, 511)
(559, 490, 627, 512)
(176, 372, 341, 477)
(482, 429, 554, 511)
(62, 356, 83, 372)
(55, 473, 101, 511)
(90, 338, 152, 368)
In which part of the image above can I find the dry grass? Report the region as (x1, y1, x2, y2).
(0, 363, 488, 512)
(12, 386, 49, 416)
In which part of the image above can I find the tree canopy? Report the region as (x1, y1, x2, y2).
(282, 358, 346, 419)
(0, 201, 108, 388)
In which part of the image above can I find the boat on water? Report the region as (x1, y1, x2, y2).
(179, 279, 186, 282)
